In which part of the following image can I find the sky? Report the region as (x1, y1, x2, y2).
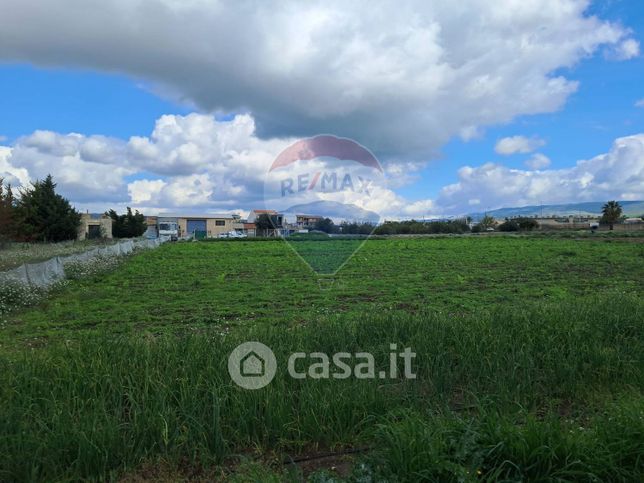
(0, 0, 643, 219)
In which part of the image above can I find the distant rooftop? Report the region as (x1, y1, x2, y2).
(250, 209, 277, 214)
(157, 213, 235, 219)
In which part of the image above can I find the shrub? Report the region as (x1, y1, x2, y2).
(516, 217, 539, 231)
(313, 217, 337, 233)
(498, 220, 519, 232)
(107, 208, 147, 238)
(341, 221, 376, 234)
(478, 215, 496, 230)
(372, 219, 470, 235)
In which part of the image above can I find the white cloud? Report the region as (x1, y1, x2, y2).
(525, 153, 551, 170)
(0, 110, 439, 218)
(1, 146, 29, 186)
(6, 131, 134, 203)
(1, 114, 293, 211)
(0, 0, 637, 157)
(495, 135, 546, 155)
(635, 98, 644, 108)
(159, 174, 215, 207)
(607, 38, 640, 60)
(437, 134, 644, 213)
(2, 114, 642, 219)
(128, 179, 166, 204)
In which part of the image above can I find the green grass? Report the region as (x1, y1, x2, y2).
(370, 400, 644, 482)
(0, 236, 643, 481)
(0, 238, 117, 272)
(2, 237, 642, 346)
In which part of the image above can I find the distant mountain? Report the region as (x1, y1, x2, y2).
(469, 200, 644, 220)
(284, 200, 380, 222)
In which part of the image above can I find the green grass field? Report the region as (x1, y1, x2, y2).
(0, 239, 118, 272)
(1, 237, 643, 481)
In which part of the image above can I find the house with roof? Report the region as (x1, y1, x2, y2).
(296, 214, 323, 229)
(247, 209, 288, 237)
(247, 209, 278, 223)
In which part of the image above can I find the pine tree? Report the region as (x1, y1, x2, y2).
(16, 175, 81, 242)
(0, 178, 16, 243)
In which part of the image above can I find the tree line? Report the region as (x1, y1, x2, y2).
(308, 207, 633, 234)
(1, 175, 147, 244)
(309, 218, 472, 235)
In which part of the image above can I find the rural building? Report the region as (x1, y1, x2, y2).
(247, 209, 278, 224)
(243, 211, 327, 235)
(296, 214, 322, 228)
(179, 214, 235, 238)
(157, 213, 236, 239)
(528, 216, 599, 230)
(247, 209, 288, 236)
(77, 213, 112, 240)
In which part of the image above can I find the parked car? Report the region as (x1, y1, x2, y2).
(218, 231, 247, 239)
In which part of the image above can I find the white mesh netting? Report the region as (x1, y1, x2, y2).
(0, 237, 167, 288)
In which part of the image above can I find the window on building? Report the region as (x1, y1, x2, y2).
(215, 220, 226, 226)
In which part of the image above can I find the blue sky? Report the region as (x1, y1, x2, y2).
(0, 66, 189, 141)
(0, 0, 642, 217)
(404, 0, 644, 200)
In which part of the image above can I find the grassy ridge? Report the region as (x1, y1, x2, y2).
(1, 295, 642, 481)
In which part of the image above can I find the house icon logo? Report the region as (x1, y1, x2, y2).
(240, 350, 265, 377)
(228, 341, 277, 389)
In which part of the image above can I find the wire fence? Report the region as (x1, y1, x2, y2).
(0, 238, 167, 288)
